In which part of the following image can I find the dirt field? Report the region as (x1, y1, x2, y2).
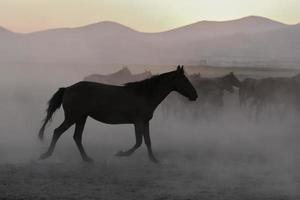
(1, 112, 300, 200)
(1, 150, 300, 200)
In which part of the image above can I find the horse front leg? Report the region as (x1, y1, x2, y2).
(73, 117, 94, 163)
(115, 123, 143, 157)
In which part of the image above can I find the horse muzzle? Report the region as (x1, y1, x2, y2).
(189, 95, 198, 101)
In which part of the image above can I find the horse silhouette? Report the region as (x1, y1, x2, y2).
(192, 72, 241, 107)
(38, 66, 197, 163)
(83, 67, 152, 85)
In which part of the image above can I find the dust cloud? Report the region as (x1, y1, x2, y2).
(0, 65, 299, 200)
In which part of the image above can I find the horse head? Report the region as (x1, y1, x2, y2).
(228, 72, 241, 88)
(172, 65, 198, 101)
(219, 72, 241, 93)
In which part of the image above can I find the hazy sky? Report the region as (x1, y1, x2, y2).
(1, 0, 299, 33)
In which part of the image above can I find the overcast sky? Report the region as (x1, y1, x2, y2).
(1, 0, 299, 33)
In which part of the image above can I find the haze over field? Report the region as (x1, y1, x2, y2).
(1, 69, 300, 199)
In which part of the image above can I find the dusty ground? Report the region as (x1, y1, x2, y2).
(1, 151, 299, 200)
(1, 113, 300, 200)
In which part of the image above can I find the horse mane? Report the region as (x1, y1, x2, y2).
(124, 72, 173, 95)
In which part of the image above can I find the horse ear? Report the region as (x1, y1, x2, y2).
(180, 65, 184, 73)
(177, 65, 180, 71)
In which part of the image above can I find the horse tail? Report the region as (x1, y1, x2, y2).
(39, 88, 65, 141)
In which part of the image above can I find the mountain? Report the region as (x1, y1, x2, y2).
(189, 22, 300, 65)
(0, 26, 15, 36)
(0, 16, 299, 67)
(160, 16, 286, 40)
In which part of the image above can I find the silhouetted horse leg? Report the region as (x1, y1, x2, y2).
(73, 117, 93, 163)
(115, 123, 143, 156)
(39, 119, 74, 160)
(143, 122, 159, 163)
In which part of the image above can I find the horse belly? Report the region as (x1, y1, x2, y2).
(87, 101, 140, 124)
(88, 111, 134, 124)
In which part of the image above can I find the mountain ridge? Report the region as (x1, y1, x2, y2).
(0, 16, 296, 35)
(0, 16, 299, 67)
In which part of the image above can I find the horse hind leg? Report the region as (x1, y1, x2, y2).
(73, 117, 93, 162)
(143, 122, 159, 164)
(39, 118, 74, 160)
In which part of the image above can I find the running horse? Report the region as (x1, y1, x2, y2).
(38, 66, 198, 163)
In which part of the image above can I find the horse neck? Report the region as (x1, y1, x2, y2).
(149, 77, 174, 108)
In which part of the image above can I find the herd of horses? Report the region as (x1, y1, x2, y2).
(38, 66, 300, 163)
(239, 74, 300, 117)
(161, 72, 241, 118)
(163, 71, 300, 119)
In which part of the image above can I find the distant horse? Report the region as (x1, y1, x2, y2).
(38, 66, 197, 163)
(84, 67, 152, 85)
(239, 78, 257, 107)
(83, 67, 132, 85)
(192, 72, 241, 109)
(188, 73, 201, 82)
(239, 76, 300, 118)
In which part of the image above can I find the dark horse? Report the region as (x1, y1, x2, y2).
(38, 66, 198, 163)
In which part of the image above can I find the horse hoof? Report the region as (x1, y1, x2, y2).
(115, 150, 126, 156)
(150, 157, 160, 164)
(83, 157, 94, 163)
(39, 153, 50, 160)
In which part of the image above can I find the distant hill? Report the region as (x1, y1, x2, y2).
(0, 16, 299, 67)
(160, 16, 286, 40)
